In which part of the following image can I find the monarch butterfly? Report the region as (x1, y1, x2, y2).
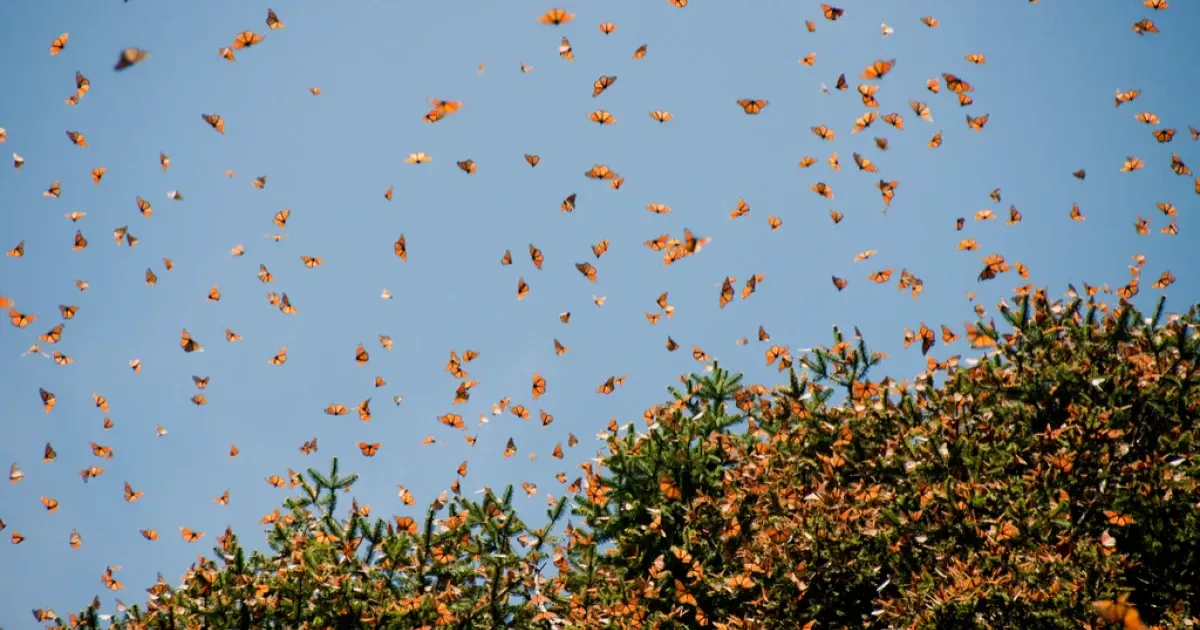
(1114, 88, 1140, 107)
(966, 114, 989, 131)
(798, 156, 816, 168)
(232, 31, 264, 49)
(529, 244, 545, 269)
(72, 230, 87, 250)
(1170, 153, 1191, 176)
(576, 262, 598, 282)
(1070, 203, 1085, 221)
(599, 22, 616, 34)
(50, 33, 68, 56)
(799, 52, 815, 66)
(859, 84, 880, 108)
(206, 285, 221, 301)
(585, 164, 616, 179)
(730, 198, 750, 218)
(180, 527, 204, 542)
(860, 59, 896, 80)
(394, 234, 407, 261)
(591, 239, 610, 258)
(357, 442, 380, 457)
(1153, 128, 1175, 143)
(39, 324, 63, 344)
(882, 113, 904, 129)
(310, 87, 321, 95)
(517, 277, 530, 300)
(279, 293, 296, 314)
(554, 339, 569, 355)
(835, 73, 848, 91)
(456, 159, 477, 174)
(805, 20, 816, 32)
(633, 44, 647, 59)
(719, 277, 735, 308)
(114, 47, 150, 71)
(737, 99, 768, 115)
(532, 373, 546, 399)
(920, 16, 939, 27)
(852, 112, 878, 133)
(219, 47, 236, 62)
(66, 131, 87, 148)
(1131, 18, 1157, 35)
(202, 113, 225, 134)
(811, 125, 836, 140)
(596, 376, 618, 395)
(821, 4, 844, 20)
(355, 343, 369, 365)
(252, 175, 267, 189)
(868, 269, 894, 283)
(7, 241, 23, 257)
(811, 182, 833, 198)
(593, 75, 616, 97)
(538, 8, 575, 25)
(649, 110, 673, 122)
(942, 73, 973, 93)
(853, 153, 878, 172)
(384, 186, 393, 200)
(559, 37, 574, 62)
(266, 8, 284, 29)
(180, 329, 203, 353)
(1121, 156, 1145, 172)
(742, 274, 765, 299)
(1152, 270, 1176, 289)
(588, 110, 616, 125)
(965, 53, 986, 64)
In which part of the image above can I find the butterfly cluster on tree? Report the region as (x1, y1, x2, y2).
(35, 287, 1199, 629)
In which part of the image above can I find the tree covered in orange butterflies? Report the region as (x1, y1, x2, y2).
(59, 287, 1199, 629)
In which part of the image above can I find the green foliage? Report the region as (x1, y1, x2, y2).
(54, 288, 1200, 629)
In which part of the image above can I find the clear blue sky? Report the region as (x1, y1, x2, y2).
(1, 1, 1196, 622)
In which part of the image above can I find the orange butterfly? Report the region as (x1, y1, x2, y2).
(539, 8, 575, 25)
(737, 99, 768, 115)
(50, 33, 69, 55)
(232, 31, 264, 49)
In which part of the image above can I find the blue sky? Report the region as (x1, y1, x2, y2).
(0, 0, 1196, 622)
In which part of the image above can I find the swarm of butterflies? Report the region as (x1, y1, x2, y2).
(1, 1, 1193, 624)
